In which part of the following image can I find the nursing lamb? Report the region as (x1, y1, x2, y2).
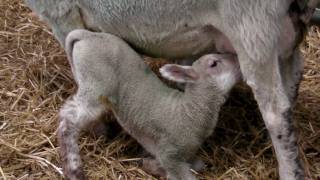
(58, 29, 240, 180)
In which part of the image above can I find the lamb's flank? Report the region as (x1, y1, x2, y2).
(116, 69, 224, 138)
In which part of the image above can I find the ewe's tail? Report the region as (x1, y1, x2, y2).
(65, 29, 93, 68)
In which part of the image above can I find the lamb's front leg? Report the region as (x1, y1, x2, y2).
(156, 140, 199, 180)
(238, 51, 304, 179)
(141, 157, 167, 177)
(141, 157, 204, 178)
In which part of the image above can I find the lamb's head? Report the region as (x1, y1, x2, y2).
(159, 54, 241, 93)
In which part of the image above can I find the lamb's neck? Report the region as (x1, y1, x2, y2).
(118, 58, 150, 82)
(117, 61, 181, 105)
(183, 82, 226, 116)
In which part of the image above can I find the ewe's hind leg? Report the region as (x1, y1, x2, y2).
(25, 0, 85, 46)
(277, 49, 305, 178)
(280, 50, 304, 104)
(223, 5, 305, 178)
(58, 95, 105, 180)
(235, 48, 304, 180)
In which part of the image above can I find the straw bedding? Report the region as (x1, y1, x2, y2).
(0, 0, 319, 179)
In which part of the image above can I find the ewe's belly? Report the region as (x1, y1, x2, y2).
(81, 0, 227, 59)
(125, 25, 235, 59)
(95, 21, 220, 59)
(124, 25, 218, 59)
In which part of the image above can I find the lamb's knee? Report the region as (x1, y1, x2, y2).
(59, 98, 80, 125)
(58, 96, 105, 161)
(59, 96, 105, 129)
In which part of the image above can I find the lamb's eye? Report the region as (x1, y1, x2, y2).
(210, 61, 217, 68)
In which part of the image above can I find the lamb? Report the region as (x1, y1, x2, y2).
(58, 29, 240, 180)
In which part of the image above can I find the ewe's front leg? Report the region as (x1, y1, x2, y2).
(238, 50, 304, 179)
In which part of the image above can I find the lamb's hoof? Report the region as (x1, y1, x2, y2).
(64, 168, 86, 180)
(141, 158, 167, 177)
(191, 158, 205, 172)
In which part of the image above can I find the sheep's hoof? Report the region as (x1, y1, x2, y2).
(64, 168, 86, 180)
(141, 158, 167, 178)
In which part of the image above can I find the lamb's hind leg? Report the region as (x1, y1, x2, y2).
(58, 95, 105, 180)
(58, 64, 114, 179)
(58, 35, 119, 179)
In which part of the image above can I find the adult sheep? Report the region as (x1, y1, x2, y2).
(25, 0, 320, 179)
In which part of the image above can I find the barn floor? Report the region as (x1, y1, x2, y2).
(0, 0, 319, 179)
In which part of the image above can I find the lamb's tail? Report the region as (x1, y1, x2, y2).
(65, 29, 94, 68)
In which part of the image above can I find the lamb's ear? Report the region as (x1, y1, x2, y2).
(159, 64, 199, 83)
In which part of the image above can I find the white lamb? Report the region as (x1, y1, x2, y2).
(58, 29, 240, 180)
